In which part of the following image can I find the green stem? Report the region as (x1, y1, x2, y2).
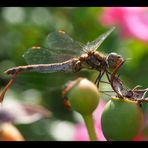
(82, 114, 97, 141)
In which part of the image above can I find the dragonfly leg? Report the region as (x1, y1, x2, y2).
(99, 92, 112, 97)
(99, 80, 110, 84)
(95, 67, 106, 88)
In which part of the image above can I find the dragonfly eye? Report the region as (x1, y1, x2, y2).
(108, 52, 122, 58)
(107, 52, 123, 68)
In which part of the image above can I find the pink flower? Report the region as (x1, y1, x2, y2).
(99, 7, 148, 42)
(133, 134, 145, 141)
(73, 99, 106, 141)
(133, 111, 148, 141)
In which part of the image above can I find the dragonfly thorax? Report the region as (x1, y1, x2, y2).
(78, 51, 106, 71)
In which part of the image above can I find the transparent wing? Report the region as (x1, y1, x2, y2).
(23, 47, 75, 64)
(46, 30, 84, 55)
(23, 30, 84, 65)
(83, 27, 115, 52)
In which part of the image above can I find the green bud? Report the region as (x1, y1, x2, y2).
(66, 78, 100, 115)
(101, 97, 144, 141)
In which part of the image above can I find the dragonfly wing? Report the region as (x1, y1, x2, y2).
(23, 30, 85, 65)
(112, 76, 124, 96)
(46, 30, 84, 56)
(132, 88, 148, 100)
(83, 27, 115, 52)
(23, 47, 74, 65)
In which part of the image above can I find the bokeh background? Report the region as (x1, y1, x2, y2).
(0, 7, 148, 141)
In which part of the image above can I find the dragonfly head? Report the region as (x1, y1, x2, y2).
(107, 52, 124, 69)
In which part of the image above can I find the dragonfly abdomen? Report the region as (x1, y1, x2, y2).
(5, 59, 78, 75)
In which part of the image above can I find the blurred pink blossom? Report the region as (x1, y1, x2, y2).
(133, 134, 145, 141)
(73, 99, 106, 141)
(99, 7, 148, 42)
(133, 110, 148, 141)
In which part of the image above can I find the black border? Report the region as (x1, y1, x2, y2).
(0, 0, 148, 144)
(0, 141, 147, 145)
(0, 0, 148, 7)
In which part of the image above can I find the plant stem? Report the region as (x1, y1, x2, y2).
(82, 114, 97, 141)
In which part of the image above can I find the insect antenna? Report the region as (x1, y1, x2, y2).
(125, 58, 132, 63)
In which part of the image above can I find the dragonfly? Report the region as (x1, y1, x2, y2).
(0, 27, 124, 102)
(109, 73, 148, 105)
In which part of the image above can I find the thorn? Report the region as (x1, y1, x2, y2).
(63, 99, 72, 111)
(0, 72, 19, 103)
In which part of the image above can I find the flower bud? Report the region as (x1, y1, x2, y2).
(101, 97, 144, 141)
(65, 78, 100, 115)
